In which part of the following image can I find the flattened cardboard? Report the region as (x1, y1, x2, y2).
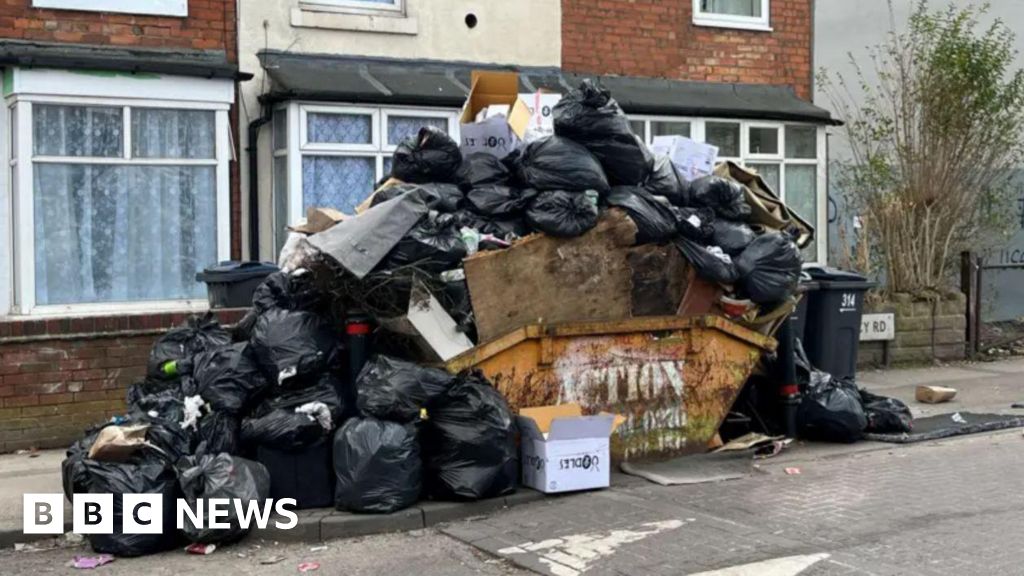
(289, 207, 348, 235)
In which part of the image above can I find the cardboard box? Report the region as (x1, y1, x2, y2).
(651, 135, 719, 181)
(459, 71, 533, 158)
(518, 404, 619, 494)
(519, 91, 563, 131)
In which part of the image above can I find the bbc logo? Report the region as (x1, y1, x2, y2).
(24, 494, 164, 535)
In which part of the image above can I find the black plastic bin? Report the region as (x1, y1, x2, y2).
(802, 267, 877, 382)
(197, 261, 279, 309)
(257, 439, 334, 510)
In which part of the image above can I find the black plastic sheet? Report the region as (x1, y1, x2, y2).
(464, 152, 511, 188)
(465, 185, 530, 218)
(797, 377, 867, 443)
(191, 342, 269, 415)
(690, 175, 752, 221)
(606, 186, 678, 244)
(371, 183, 464, 214)
(376, 212, 468, 274)
(643, 156, 690, 206)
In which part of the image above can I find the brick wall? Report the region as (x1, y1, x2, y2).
(859, 294, 967, 367)
(0, 309, 246, 453)
(561, 0, 813, 99)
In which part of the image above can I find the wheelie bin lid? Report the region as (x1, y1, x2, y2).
(803, 266, 877, 290)
(196, 261, 280, 283)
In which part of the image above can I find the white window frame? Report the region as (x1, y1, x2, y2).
(631, 115, 827, 264)
(278, 102, 459, 242)
(299, 0, 404, 16)
(692, 0, 771, 32)
(32, 0, 188, 17)
(8, 96, 231, 316)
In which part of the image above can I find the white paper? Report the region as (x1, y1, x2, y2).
(651, 136, 719, 181)
(460, 115, 519, 158)
(519, 92, 563, 130)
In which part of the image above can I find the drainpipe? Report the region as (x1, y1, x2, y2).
(247, 107, 272, 261)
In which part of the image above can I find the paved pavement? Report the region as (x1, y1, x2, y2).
(1, 358, 1023, 575)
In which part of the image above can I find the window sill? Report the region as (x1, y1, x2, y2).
(692, 18, 773, 33)
(291, 7, 418, 35)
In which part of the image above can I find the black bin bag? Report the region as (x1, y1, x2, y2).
(422, 371, 517, 501)
(465, 185, 530, 218)
(356, 355, 454, 423)
(525, 190, 600, 238)
(148, 313, 231, 379)
(516, 136, 610, 194)
(178, 454, 271, 544)
(712, 219, 757, 256)
(377, 212, 468, 275)
(860, 389, 913, 434)
(690, 175, 752, 221)
(797, 376, 867, 443)
(333, 417, 422, 514)
(674, 206, 715, 243)
(242, 376, 346, 451)
(553, 79, 652, 185)
(196, 411, 241, 456)
(643, 156, 690, 206)
(191, 342, 269, 415)
(734, 232, 803, 304)
(464, 152, 511, 188)
(250, 307, 338, 386)
(391, 126, 465, 184)
(606, 187, 678, 244)
(675, 238, 740, 285)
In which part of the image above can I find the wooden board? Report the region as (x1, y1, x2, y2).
(627, 244, 689, 317)
(464, 210, 639, 342)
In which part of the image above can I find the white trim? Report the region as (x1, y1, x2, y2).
(215, 110, 231, 261)
(692, 0, 772, 31)
(381, 108, 460, 152)
(11, 69, 234, 105)
(746, 123, 782, 159)
(13, 101, 34, 314)
(32, 0, 187, 17)
(30, 300, 210, 318)
(300, 105, 380, 152)
(32, 157, 218, 166)
(816, 126, 828, 265)
(287, 103, 303, 231)
(18, 94, 231, 112)
(299, 0, 403, 15)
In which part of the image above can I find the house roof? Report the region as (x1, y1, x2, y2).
(0, 40, 252, 81)
(258, 50, 839, 125)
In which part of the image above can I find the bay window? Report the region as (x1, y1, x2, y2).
(631, 115, 827, 263)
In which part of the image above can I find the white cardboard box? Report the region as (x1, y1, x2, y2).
(517, 405, 618, 494)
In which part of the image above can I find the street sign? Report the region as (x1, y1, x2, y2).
(860, 313, 895, 342)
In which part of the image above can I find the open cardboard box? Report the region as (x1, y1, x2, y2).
(459, 71, 533, 158)
(517, 404, 624, 494)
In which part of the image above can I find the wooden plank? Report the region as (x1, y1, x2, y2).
(464, 210, 638, 342)
(627, 244, 689, 317)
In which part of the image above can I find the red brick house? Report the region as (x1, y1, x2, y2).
(0, 0, 247, 452)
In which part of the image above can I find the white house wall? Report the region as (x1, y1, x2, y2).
(238, 0, 563, 260)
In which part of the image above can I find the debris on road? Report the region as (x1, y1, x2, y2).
(69, 555, 115, 569)
(916, 385, 958, 404)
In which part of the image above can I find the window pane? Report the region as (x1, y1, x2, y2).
(33, 164, 216, 305)
(308, 113, 372, 144)
(701, 0, 761, 17)
(706, 122, 740, 157)
(273, 109, 288, 151)
(786, 165, 818, 261)
(132, 109, 215, 159)
(387, 115, 448, 146)
(302, 156, 375, 214)
(786, 125, 817, 159)
(651, 121, 692, 139)
(746, 163, 780, 195)
(748, 126, 779, 155)
(629, 120, 646, 141)
(274, 155, 289, 255)
(33, 105, 122, 157)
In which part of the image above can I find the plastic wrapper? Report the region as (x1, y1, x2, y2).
(421, 371, 517, 501)
(515, 136, 610, 194)
(370, 183, 464, 214)
(464, 152, 511, 188)
(333, 417, 422, 514)
(524, 190, 600, 238)
(391, 126, 465, 184)
(191, 342, 269, 415)
(376, 212, 468, 274)
(606, 186, 679, 244)
(643, 155, 690, 206)
(712, 220, 757, 256)
(690, 175, 752, 221)
(465, 185, 532, 218)
(797, 376, 867, 443)
(178, 454, 271, 544)
(675, 238, 740, 285)
(552, 79, 652, 185)
(250, 307, 339, 386)
(356, 355, 454, 423)
(734, 232, 803, 304)
(147, 313, 231, 380)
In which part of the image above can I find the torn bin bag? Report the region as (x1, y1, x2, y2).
(524, 190, 600, 238)
(860, 389, 913, 434)
(422, 371, 517, 501)
(711, 220, 757, 256)
(178, 454, 271, 544)
(191, 342, 269, 415)
(734, 232, 803, 304)
(690, 175, 752, 221)
(333, 417, 422, 514)
(147, 313, 232, 379)
(515, 136, 610, 194)
(606, 187, 679, 245)
(376, 212, 468, 274)
(391, 126, 465, 184)
(356, 355, 454, 423)
(250, 307, 339, 386)
(797, 378, 867, 443)
(675, 238, 740, 285)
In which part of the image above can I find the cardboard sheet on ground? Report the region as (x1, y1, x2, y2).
(619, 452, 755, 486)
(308, 192, 429, 279)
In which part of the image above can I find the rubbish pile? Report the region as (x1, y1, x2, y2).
(61, 76, 816, 557)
